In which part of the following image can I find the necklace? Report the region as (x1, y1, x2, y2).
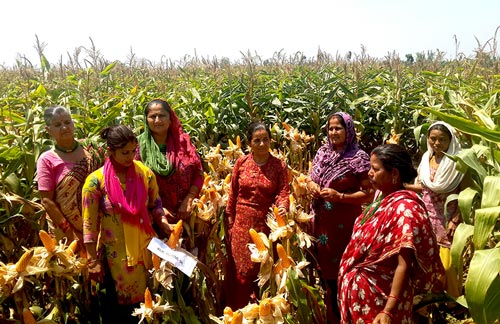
(55, 141, 79, 153)
(360, 196, 383, 225)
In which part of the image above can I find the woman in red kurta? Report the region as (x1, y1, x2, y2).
(338, 144, 444, 324)
(225, 121, 290, 309)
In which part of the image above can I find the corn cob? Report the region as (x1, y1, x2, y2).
(167, 220, 183, 249)
(259, 298, 271, 317)
(152, 253, 161, 271)
(276, 243, 291, 268)
(215, 144, 221, 154)
(223, 306, 233, 324)
(39, 230, 56, 253)
(22, 308, 37, 324)
(144, 287, 153, 309)
(65, 240, 79, 257)
(230, 310, 243, 324)
(282, 122, 291, 131)
(249, 228, 267, 252)
(236, 135, 241, 148)
(15, 249, 34, 273)
(204, 174, 212, 187)
(273, 206, 287, 227)
(224, 174, 231, 185)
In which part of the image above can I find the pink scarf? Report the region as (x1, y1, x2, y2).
(103, 158, 155, 265)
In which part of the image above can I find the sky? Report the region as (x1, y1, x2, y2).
(1, 0, 499, 66)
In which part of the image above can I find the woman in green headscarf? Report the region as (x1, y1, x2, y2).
(135, 99, 204, 238)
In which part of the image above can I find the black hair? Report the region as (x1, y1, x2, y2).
(100, 125, 137, 151)
(428, 123, 452, 140)
(246, 121, 271, 143)
(145, 99, 171, 116)
(371, 144, 418, 184)
(43, 105, 70, 126)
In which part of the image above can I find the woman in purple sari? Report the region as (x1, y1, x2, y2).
(307, 112, 374, 323)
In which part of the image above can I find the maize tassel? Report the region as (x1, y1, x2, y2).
(167, 220, 183, 249)
(259, 298, 272, 317)
(15, 249, 34, 273)
(276, 243, 291, 268)
(274, 206, 287, 227)
(249, 228, 267, 252)
(152, 253, 161, 271)
(144, 287, 153, 309)
(230, 310, 243, 324)
(39, 230, 56, 253)
(22, 308, 37, 324)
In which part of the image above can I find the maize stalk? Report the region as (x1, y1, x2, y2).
(15, 249, 34, 273)
(249, 228, 267, 252)
(276, 243, 291, 268)
(39, 230, 56, 253)
(22, 308, 37, 324)
(144, 287, 153, 309)
(167, 220, 183, 249)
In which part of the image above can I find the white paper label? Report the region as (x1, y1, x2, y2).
(147, 237, 197, 277)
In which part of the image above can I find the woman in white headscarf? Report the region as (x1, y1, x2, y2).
(408, 121, 465, 248)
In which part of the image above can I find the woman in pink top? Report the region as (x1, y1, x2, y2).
(36, 106, 101, 246)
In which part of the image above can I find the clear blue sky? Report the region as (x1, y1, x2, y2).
(1, 0, 499, 66)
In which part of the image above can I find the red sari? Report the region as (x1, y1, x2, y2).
(338, 190, 444, 324)
(225, 153, 290, 308)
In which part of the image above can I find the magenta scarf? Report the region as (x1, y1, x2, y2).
(103, 158, 154, 234)
(310, 112, 370, 188)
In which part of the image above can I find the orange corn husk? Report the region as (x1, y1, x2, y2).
(144, 287, 153, 309)
(236, 136, 241, 148)
(259, 298, 272, 317)
(167, 220, 183, 249)
(273, 206, 287, 227)
(15, 249, 34, 273)
(276, 243, 291, 268)
(230, 310, 243, 324)
(65, 240, 79, 256)
(22, 308, 37, 324)
(249, 228, 267, 252)
(152, 253, 161, 271)
(39, 230, 56, 253)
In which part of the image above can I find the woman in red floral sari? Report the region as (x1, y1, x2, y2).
(338, 144, 444, 324)
(225, 121, 290, 309)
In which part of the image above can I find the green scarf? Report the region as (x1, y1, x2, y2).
(138, 126, 174, 177)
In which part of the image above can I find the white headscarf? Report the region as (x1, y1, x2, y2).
(418, 121, 464, 193)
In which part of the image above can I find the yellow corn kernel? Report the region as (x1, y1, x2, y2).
(249, 228, 267, 252)
(276, 243, 291, 268)
(167, 220, 183, 249)
(22, 308, 37, 324)
(259, 298, 271, 317)
(230, 310, 243, 324)
(144, 287, 153, 309)
(39, 230, 56, 253)
(65, 240, 79, 257)
(152, 253, 161, 271)
(273, 206, 287, 227)
(15, 249, 34, 273)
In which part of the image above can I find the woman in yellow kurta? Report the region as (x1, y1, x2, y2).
(82, 125, 170, 323)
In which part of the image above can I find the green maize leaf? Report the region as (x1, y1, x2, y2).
(454, 148, 487, 186)
(286, 268, 309, 323)
(422, 108, 500, 143)
(473, 110, 496, 130)
(450, 224, 474, 283)
(458, 187, 479, 225)
(481, 176, 500, 208)
(473, 206, 500, 250)
(100, 61, 117, 76)
(41, 54, 51, 72)
(444, 193, 459, 220)
(465, 248, 500, 324)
